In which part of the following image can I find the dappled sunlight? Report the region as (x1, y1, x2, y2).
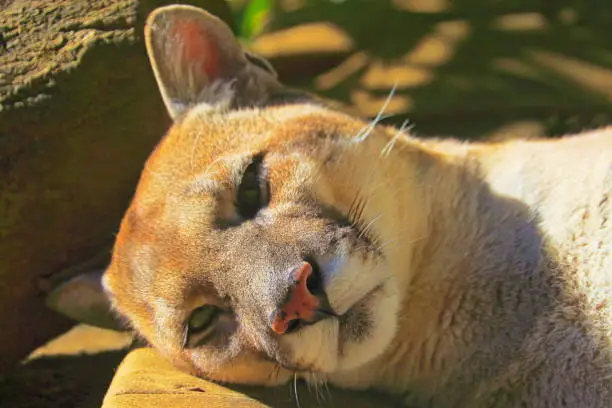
(528, 50, 612, 102)
(279, 0, 307, 13)
(492, 13, 547, 32)
(351, 89, 413, 116)
(361, 60, 433, 90)
(436, 20, 470, 39)
(26, 324, 132, 360)
(557, 8, 579, 25)
(392, 0, 450, 13)
(492, 58, 541, 80)
(250, 22, 353, 57)
(404, 21, 470, 67)
(258, 0, 612, 138)
(405, 35, 453, 66)
(316, 51, 370, 90)
(485, 120, 546, 141)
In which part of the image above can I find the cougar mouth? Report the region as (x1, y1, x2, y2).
(345, 282, 385, 314)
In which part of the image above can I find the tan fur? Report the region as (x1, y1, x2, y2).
(103, 5, 612, 407)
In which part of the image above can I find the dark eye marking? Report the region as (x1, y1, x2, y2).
(236, 154, 269, 220)
(183, 305, 222, 348)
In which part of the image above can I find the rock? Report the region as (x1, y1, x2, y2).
(0, 0, 234, 372)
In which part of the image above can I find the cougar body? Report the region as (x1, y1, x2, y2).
(101, 5, 612, 407)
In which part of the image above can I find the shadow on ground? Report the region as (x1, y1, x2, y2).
(0, 351, 127, 408)
(0, 325, 132, 408)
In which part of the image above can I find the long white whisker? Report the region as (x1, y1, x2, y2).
(359, 213, 383, 239)
(353, 83, 398, 143)
(381, 118, 412, 158)
(294, 373, 302, 408)
(267, 364, 280, 382)
(305, 373, 318, 405)
(378, 232, 430, 251)
(324, 380, 333, 407)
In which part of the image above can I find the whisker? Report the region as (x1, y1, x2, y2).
(353, 83, 398, 143)
(345, 85, 414, 253)
(314, 382, 324, 406)
(305, 372, 326, 406)
(378, 232, 430, 251)
(305, 374, 317, 404)
(324, 380, 334, 407)
(405, 233, 430, 245)
(294, 373, 302, 408)
(348, 194, 367, 228)
(380, 118, 412, 158)
(377, 238, 397, 251)
(267, 364, 281, 382)
(315, 378, 327, 406)
(358, 213, 383, 240)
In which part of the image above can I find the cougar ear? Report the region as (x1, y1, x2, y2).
(45, 270, 125, 331)
(145, 4, 280, 119)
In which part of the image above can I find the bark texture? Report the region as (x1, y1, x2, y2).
(0, 0, 233, 372)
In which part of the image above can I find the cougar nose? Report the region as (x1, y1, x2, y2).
(270, 261, 334, 335)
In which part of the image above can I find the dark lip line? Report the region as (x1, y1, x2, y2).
(338, 281, 386, 321)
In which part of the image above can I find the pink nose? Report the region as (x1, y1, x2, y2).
(270, 262, 321, 334)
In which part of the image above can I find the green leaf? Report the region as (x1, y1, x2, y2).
(239, 0, 272, 40)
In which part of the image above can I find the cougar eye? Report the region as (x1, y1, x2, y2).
(187, 305, 220, 339)
(236, 154, 269, 219)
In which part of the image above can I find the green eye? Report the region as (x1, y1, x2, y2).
(188, 305, 219, 334)
(236, 154, 269, 219)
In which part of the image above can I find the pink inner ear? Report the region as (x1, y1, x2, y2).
(171, 18, 221, 79)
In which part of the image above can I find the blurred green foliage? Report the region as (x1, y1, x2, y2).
(228, 0, 272, 40)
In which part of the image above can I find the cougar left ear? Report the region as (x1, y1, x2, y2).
(45, 270, 125, 331)
(145, 4, 281, 119)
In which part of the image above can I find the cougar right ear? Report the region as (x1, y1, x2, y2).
(145, 5, 280, 119)
(45, 270, 125, 331)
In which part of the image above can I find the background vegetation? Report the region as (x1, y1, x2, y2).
(233, 0, 612, 139)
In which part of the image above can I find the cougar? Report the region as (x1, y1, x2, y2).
(53, 4, 612, 407)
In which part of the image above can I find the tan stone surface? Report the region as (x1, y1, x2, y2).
(102, 348, 398, 408)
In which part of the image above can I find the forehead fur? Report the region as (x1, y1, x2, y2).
(155, 102, 362, 166)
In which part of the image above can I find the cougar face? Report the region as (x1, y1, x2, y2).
(103, 5, 399, 385)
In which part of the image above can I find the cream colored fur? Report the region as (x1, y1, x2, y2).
(321, 124, 612, 407)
